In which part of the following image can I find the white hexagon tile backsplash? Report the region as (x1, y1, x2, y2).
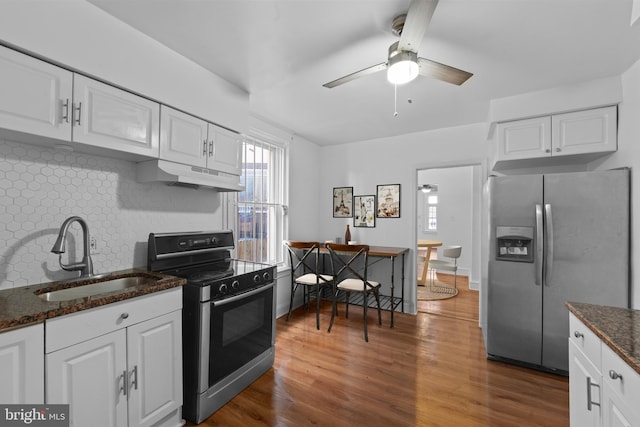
(0, 138, 225, 290)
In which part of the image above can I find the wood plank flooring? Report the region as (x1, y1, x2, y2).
(192, 284, 569, 427)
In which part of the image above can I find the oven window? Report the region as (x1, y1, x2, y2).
(209, 286, 273, 384)
(222, 298, 264, 346)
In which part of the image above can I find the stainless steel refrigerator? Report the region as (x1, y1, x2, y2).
(487, 169, 629, 374)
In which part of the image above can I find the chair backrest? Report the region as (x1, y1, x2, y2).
(442, 245, 462, 260)
(325, 243, 371, 286)
(284, 240, 322, 278)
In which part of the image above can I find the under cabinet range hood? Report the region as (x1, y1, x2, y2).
(136, 159, 244, 191)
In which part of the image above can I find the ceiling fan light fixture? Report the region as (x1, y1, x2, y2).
(387, 50, 419, 85)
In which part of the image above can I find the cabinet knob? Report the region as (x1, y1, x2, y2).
(574, 331, 584, 338)
(545, 149, 551, 153)
(120, 312, 129, 320)
(555, 147, 561, 152)
(609, 370, 623, 381)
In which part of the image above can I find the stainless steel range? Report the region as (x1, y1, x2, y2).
(147, 230, 276, 424)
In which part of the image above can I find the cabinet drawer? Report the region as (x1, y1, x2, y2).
(45, 287, 181, 353)
(569, 313, 601, 370)
(602, 344, 640, 403)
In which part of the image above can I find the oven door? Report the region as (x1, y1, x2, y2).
(207, 282, 275, 386)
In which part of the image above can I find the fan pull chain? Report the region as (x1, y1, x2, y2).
(393, 83, 398, 117)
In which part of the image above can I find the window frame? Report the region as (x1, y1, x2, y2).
(229, 132, 289, 267)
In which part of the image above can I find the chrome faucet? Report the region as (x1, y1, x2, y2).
(51, 216, 94, 278)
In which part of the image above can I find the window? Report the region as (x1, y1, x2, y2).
(235, 136, 287, 265)
(425, 194, 438, 231)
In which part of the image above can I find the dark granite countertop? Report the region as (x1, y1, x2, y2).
(0, 268, 185, 332)
(566, 302, 640, 376)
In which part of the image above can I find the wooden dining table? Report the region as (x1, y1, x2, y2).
(417, 239, 443, 286)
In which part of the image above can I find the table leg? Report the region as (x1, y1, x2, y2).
(389, 255, 395, 328)
(418, 246, 433, 286)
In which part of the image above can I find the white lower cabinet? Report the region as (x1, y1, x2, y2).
(45, 288, 183, 427)
(569, 313, 640, 427)
(0, 323, 44, 404)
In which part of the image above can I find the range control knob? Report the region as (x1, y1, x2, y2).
(253, 274, 261, 284)
(231, 280, 240, 290)
(218, 283, 228, 294)
(262, 271, 271, 281)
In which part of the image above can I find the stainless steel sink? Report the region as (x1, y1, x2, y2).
(37, 275, 157, 302)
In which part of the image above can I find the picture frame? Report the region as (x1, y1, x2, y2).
(354, 195, 376, 228)
(333, 186, 353, 218)
(376, 184, 401, 218)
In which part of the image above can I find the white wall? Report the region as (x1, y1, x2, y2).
(594, 57, 640, 309)
(314, 123, 488, 313)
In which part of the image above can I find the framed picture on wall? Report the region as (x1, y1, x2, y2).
(376, 184, 401, 218)
(333, 186, 353, 218)
(354, 195, 376, 228)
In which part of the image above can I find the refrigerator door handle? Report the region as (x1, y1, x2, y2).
(544, 203, 554, 285)
(535, 204, 544, 286)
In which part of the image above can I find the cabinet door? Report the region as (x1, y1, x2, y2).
(496, 116, 552, 161)
(0, 45, 72, 140)
(207, 124, 242, 175)
(159, 105, 208, 167)
(126, 310, 182, 427)
(569, 340, 601, 427)
(72, 74, 159, 158)
(552, 106, 617, 157)
(602, 382, 638, 427)
(46, 329, 127, 427)
(0, 324, 44, 404)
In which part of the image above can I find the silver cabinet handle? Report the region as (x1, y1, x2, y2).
(129, 365, 138, 391)
(587, 377, 600, 411)
(119, 370, 128, 396)
(574, 331, 584, 338)
(209, 140, 214, 157)
(203, 140, 207, 156)
(74, 102, 82, 126)
(62, 99, 70, 123)
(120, 312, 129, 320)
(609, 370, 623, 381)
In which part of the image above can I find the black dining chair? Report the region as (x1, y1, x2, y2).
(325, 243, 382, 342)
(284, 240, 334, 330)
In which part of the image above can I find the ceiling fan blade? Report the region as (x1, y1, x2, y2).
(322, 62, 388, 88)
(398, 0, 439, 52)
(417, 57, 473, 85)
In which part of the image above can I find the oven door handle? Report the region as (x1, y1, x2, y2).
(211, 282, 275, 307)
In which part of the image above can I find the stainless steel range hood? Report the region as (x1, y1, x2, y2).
(136, 159, 244, 192)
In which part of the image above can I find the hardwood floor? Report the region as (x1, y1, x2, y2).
(193, 287, 570, 426)
(418, 273, 479, 321)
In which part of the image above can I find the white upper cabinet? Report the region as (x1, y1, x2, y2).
(159, 106, 208, 167)
(0, 45, 72, 140)
(552, 106, 617, 156)
(494, 106, 617, 170)
(496, 116, 552, 161)
(160, 105, 242, 175)
(208, 125, 242, 176)
(0, 45, 160, 160)
(72, 75, 160, 158)
(0, 323, 44, 404)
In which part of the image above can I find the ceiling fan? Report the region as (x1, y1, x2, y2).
(323, 0, 473, 89)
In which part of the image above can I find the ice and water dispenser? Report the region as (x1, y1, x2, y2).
(495, 226, 534, 263)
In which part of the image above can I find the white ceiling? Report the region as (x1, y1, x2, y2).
(87, 0, 640, 146)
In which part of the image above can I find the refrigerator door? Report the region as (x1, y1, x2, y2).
(487, 175, 543, 365)
(542, 169, 629, 372)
